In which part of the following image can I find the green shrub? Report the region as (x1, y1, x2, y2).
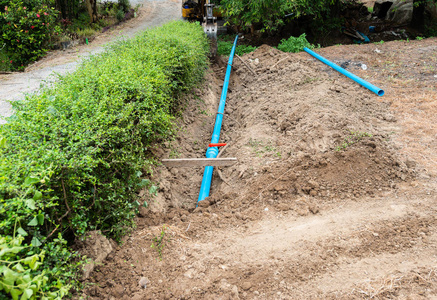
(76, 27, 97, 38)
(217, 40, 257, 56)
(277, 33, 315, 53)
(115, 8, 124, 21)
(0, 49, 12, 72)
(0, 1, 61, 70)
(118, 0, 131, 13)
(0, 20, 209, 298)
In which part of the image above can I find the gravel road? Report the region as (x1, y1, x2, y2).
(0, 0, 181, 123)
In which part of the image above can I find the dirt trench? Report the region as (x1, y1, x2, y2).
(81, 39, 437, 299)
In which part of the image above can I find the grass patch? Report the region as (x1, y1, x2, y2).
(217, 39, 257, 56)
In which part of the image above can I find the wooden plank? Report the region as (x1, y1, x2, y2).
(162, 158, 237, 168)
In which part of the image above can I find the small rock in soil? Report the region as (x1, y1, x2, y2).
(406, 159, 416, 168)
(138, 206, 148, 217)
(139, 277, 149, 288)
(112, 284, 124, 297)
(198, 200, 211, 208)
(308, 180, 319, 189)
(241, 281, 252, 290)
(309, 204, 320, 214)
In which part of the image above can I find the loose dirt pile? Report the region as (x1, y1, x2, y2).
(80, 39, 437, 299)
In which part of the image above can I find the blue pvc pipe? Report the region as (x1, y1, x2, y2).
(303, 47, 384, 96)
(198, 35, 239, 203)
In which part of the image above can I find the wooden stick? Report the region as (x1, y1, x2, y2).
(271, 55, 290, 70)
(162, 158, 237, 168)
(235, 54, 257, 75)
(215, 143, 232, 186)
(216, 143, 229, 158)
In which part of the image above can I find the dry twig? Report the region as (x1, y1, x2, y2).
(235, 54, 257, 76)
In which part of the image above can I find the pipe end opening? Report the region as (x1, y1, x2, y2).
(378, 90, 385, 96)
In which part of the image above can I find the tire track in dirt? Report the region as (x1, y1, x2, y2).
(157, 199, 436, 297)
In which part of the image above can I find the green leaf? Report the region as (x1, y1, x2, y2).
(0, 137, 6, 148)
(24, 288, 33, 298)
(33, 191, 42, 200)
(21, 274, 31, 283)
(10, 289, 22, 300)
(4, 267, 17, 284)
(31, 237, 42, 248)
(27, 216, 38, 226)
(0, 246, 24, 257)
(25, 199, 37, 210)
(143, 201, 148, 208)
(37, 214, 44, 225)
(32, 261, 42, 271)
(24, 177, 39, 186)
(20, 291, 29, 300)
(149, 185, 158, 196)
(138, 178, 150, 188)
(13, 263, 25, 273)
(17, 227, 28, 237)
(28, 256, 38, 270)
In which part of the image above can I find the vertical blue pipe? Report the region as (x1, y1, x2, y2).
(303, 47, 384, 96)
(198, 35, 239, 203)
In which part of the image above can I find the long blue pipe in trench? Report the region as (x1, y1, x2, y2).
(304, 47, 385, 96)
(198, 35, 239, 203)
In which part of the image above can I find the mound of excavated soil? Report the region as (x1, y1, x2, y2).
(146, 45, 412, 217)
(79, 44, 436, 300)
(213, 45, 412, 208)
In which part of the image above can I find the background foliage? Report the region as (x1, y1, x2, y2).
(217, 39, 257, 56)
(220, 0, 342, 33)
(0, 20, 209, 298)
(0, 0, 136, 71)
(0, 0, 61, 70)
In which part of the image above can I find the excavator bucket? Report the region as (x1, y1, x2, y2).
(204, 24, 217, 57)
(203, 2, 217, 57)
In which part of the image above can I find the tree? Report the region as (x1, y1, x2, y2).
(55, 0, 97, 22)
(84, 0, 97, 22)
(220, 0, 341, 33)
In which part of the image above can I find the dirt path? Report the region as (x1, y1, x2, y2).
(0, 0, 181, 123)
(79, 37, 437, 299)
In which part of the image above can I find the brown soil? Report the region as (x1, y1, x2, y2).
(80, 37, 437, 299)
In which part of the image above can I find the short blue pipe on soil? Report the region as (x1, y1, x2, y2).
(303, 47, 384, 96)
(198, 35, 239, 203)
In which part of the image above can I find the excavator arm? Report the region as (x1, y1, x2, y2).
(203, 0, 218, 57)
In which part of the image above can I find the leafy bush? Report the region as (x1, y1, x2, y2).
(0, 49, 12, 71)
(115, 8, 124, 21)
(0, 234, 72, 299)
(277, 33, 315, 53)
(220, 0, 342, 32)
(0, 20, 209, 298)
(0, 1, 61, 70)
(217, 40, 257, 56)
(118, 0, 131, 13)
